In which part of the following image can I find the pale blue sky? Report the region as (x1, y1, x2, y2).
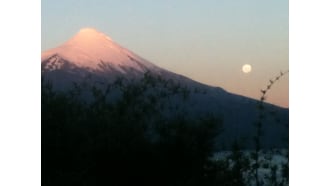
(42, 0, 288, 107)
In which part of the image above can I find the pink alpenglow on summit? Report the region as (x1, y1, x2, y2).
(41, 28, 289, 150)
(41, 28, 158, 73)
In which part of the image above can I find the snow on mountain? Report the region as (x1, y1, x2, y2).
(42, 28, 160, 74)
(41, 28, 288, 149)
(41, 28, 216, 94)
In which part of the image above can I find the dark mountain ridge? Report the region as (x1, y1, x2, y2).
(42, 28, 288, 149)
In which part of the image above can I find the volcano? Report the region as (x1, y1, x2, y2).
(42, 28, 288, 149)
(42, 28, 160, 74)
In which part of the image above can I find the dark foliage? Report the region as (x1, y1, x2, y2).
(254, 71, 289, 186)
(42, 75, 223, 186)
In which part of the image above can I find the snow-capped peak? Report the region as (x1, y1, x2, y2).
(66, 27, 113, 45)
(42, 28, 158, 73)
(77, 27, 112, 38)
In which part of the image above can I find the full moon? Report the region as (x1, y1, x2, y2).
(242, 64, 252, 73)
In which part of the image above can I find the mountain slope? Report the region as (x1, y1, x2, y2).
(41, 28, 288, 149)
(42, 28, 159, 72)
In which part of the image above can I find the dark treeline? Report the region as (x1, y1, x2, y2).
(41, 74, 242, 186)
